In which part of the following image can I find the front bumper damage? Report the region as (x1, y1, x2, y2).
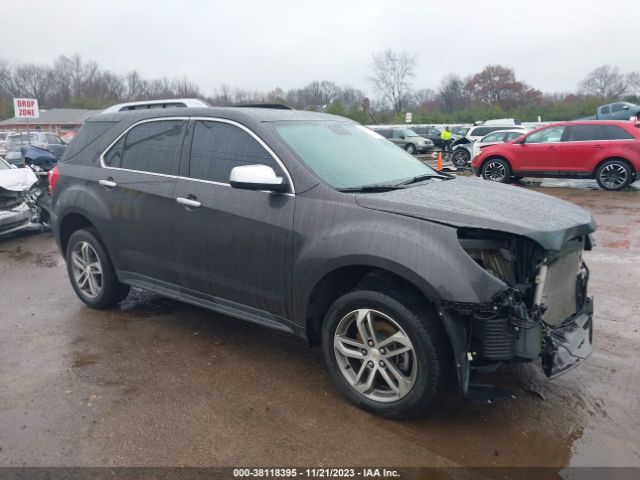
(438, 235, 594, 398)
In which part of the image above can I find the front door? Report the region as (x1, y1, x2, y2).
(512, 125, 566, 173)
(172, 119, 294, 318)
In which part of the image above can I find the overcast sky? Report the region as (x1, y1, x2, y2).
(2, 0, 638, 96)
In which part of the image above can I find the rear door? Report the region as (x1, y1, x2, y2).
(559, 124, 609, 173)
(97, 118, 186, 285)
(172, 118, 294, 318)
(512, 125, 566, 173)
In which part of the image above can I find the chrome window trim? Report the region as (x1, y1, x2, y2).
(189, 116, 295, 194)
(99, 116, 188, 179)
(99, 116, 295, 195)
(562, 138, 635, 143)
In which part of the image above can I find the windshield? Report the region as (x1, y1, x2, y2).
(0, 158, 11, 170)
(274, 122, 437, 189)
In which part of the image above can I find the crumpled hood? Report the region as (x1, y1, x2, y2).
(356, 177, 596, 251)
(0, 167, 38, 192)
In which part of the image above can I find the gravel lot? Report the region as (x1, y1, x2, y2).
(1, 179, 639, 473)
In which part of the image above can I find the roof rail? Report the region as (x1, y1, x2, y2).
(102, 98, 210, 113)
(233, 103, 293, 110)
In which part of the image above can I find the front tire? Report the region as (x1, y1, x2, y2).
(451, 148, 470, 167)
(321, 288, 449, 419)
(596, 160, 632, 191)
(66, 228, 130, 309)
(481, 158, 512, 183)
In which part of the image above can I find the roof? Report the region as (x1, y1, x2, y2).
(0, 108, 102, 126)
(102, 98, 210, 113)
(90, 106, 344, 124)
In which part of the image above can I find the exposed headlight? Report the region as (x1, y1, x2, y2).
(458, 231, 517, 285)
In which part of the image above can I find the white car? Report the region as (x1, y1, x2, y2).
(0, 157, 37, 236)
(471, 129, 527, 159)
(450, 125, 529, 166)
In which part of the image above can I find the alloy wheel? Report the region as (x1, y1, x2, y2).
(599, 163, 628, 190)
(333, 309, 418, 403)
(452, 150, 469, 167)
(484, 161, 506, 182)
(70, 241, 103, 298)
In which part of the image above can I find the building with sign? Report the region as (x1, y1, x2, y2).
(0, 108, 102, 133)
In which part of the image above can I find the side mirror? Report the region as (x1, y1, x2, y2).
(623, 105, 630, 110)
(399, 135, 405, 139)
(229, 164, 288, 193)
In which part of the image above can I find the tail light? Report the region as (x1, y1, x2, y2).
(48, 166, 59, 195)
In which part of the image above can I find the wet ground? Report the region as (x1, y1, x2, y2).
(0, 180, 639, 473)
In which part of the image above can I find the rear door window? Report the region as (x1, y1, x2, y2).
(188, 120, 279, 184)
(600, 105, 610, 115)
(481, 132, 504, 143)
(505, 132, 524, 141)
(567, 125, 608, 141)
(117, 120, 185, 175)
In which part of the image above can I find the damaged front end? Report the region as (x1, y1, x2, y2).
(439, 229, 594, 397)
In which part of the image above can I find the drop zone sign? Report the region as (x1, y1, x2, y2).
(13, 98, 40, 118)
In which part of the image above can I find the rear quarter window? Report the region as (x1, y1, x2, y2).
(605, 125, 634, 140)
(63, 121, 119, 161)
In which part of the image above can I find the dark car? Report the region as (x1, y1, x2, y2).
(50, 107, 595, 418)
(407, 126, 445, 148)
(472, 121, 640, 191)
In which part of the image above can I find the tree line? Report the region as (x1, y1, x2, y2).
(1, 52, 638, 124)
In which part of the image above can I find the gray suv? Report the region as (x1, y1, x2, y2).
(50, 107, 595, 418)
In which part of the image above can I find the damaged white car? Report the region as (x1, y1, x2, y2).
(0, 157, 39, 237)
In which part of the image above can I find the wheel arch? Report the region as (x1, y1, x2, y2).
(304, 263, 438, 347)
(58, 211, 99, 254)
(594, 156, 636, 176)
(480, 154, 512, 172)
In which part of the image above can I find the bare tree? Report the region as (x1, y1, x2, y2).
(411, 88, 436, 109)
(580, 65, 640, 98)
(369, 50, 416, 114)
(438, 73, 466, 113)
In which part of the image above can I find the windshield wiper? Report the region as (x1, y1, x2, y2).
(396, 173, 452, 186)
(337, 183, 406, 192)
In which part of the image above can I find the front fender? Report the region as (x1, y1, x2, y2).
(291, 194, 507, 325)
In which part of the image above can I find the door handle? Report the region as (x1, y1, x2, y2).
(99, 179, 117, 188)
(176, 196, 202, 209)
(594, 144, 605, 149)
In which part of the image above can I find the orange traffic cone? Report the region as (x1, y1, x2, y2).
(436, 152, 443, 171)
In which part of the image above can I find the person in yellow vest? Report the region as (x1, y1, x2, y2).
(440, 127, 452, 155)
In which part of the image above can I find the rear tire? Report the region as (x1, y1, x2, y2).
(65, 228, 130, 309)
(321, 288, 449, 419)
(595, 160, 632, 191)
(405, 144, 416, 154)
(481, 158, 512, 183)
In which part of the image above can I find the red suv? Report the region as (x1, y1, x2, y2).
(472, 121, 640, 190)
